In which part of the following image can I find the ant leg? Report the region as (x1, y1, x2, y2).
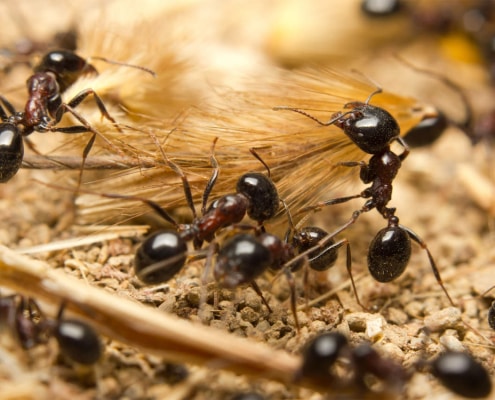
(400, 224, 456, 307)
(298, 194, 363, 214)
(0, 95, 17, 116)
(58, 88, 122, 132)
(250, 281, 272, 313)
(201, 138, 219, 215)
(149, 131, 199, 221)
(0, 294, 20, 330)
(200, 242, 218, 313)
(395, 136, 410, 161)
(339, 239, 369, 311)
(50, 103, 125, 191)
(283, 268, 300, 332)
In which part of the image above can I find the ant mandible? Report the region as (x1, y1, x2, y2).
(0, 49, 154, 183)
(275, 88, 455, 308)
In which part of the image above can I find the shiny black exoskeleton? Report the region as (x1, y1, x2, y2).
(298, 331, 348, 381)
(0, 294, 102, 365)
(275, 91, 454, 308)
(54, 317, 102, 365)
(432, 351, 492, 399)
(403, 111, 447, 147)
(0, 50, 117, 182)
(134, 230, 188, 284)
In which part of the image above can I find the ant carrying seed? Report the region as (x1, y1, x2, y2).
(0, 293, 102, 365)
(275, 88, 455, 309)
(0, 49, 154, 183)
(72, 137, 280, 288)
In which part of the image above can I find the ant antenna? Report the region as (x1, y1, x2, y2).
(273, 83, 382, 126)
(249, 147, 271, 178)
(89, 56, 156, 77)
(394, 54, 473, 133)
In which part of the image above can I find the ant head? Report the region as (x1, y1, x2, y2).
(337, 103, 401, 154)
(34, 50, 97, 92)
(292, 227, 337, 271)
(236, 173, 279, 223)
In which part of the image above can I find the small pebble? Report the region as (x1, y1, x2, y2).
(424, 307, 461, 332)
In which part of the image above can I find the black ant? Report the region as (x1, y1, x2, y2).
(296, 331, 408, 394)
(0, 293, 102, 365)
(0, 49, 154, 183)
(211, 202, 351, 330)
(275, 88, 455, 309)
(297, 331, 492, 398)
(83, 138, 280, 286)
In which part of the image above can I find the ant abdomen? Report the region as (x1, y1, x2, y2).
(134, 230, 188, 284)
(236, 172, 279, 223)
(292, 226, 337, 271)
(214, 234, 272, 288)
(367, 225, 410, 283)
(432, 351, 492, 399)
(0, 124, 23, 182)
(54, 318, 102, 365)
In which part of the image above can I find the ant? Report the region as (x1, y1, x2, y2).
(84, 137, 280, 286)
(297, 331, 492, 398)
(0, 293, 102, 365)
(275, 88, 455, 309)
(296, 331, 408, 393)
(211, 202, 351, 330)
(0, 49, 154, 183)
